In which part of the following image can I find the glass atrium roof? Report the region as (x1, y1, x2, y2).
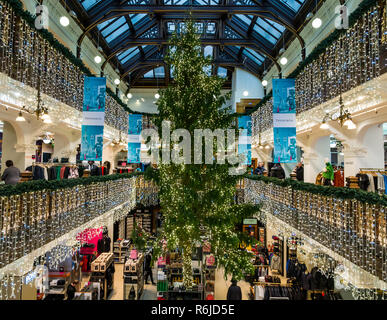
(73, 0, 309, 86)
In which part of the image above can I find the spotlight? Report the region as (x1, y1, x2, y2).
(243, 91, 249, 97)
(262, 80, 268, 87)
(127, 93, 133, 99)
(114, 79, 121, 85)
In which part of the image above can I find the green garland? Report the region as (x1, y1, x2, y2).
(245, 174, 387, 207)
(239, 0, 381, 116)
(0, 0, 155, 116)
(0, 172, 143, 197)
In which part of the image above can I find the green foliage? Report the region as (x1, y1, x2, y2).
(131, 222, 148, 251)
(150, 19, 259, 285)
(246, 174, 387, 207)
(0, 172, 144, 197)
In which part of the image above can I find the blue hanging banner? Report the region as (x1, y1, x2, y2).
(272, 79, 297, 164)
(129, 114, 143, 135)
(128, 142, 142, 164)
(128, 114, 143, 164)
(238, 116, 252, 165)
(81, 77, 106, 161)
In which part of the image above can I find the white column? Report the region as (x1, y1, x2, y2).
(344, 124, 384, 177)
(303, 136, 331, 183)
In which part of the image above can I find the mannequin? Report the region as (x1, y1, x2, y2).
(97, 227, 111, 255)
(322, 158, 334, 186)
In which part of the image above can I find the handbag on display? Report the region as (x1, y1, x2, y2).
(157, 256, 166, 267)
(129, 249, 138, 260)
(203, 242, 211, 253)
(206, 254, 216, 267)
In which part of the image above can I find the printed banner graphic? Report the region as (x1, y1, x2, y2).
(129, 114, 143, 135)
(273, 127, 297, 163)
(238, 144, 252, 165)
(128, 143, 141, 164)
(238, 116, 252, 165)
(272, 79, 297, 164)
(272, 79, 296, 114)
(81, 77, 106, 161)
(128, 114, 143, 164)
(238, 115, 252, 137)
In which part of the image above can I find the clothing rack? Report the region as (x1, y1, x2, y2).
(253, 282, 293, 287)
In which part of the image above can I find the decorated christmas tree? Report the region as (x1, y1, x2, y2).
(147, 19, 259, 287)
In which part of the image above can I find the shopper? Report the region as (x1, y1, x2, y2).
(295, 162, 304, 182)
(1, 160, 20, 185)
(254, 162, 266, 175)
(270, 163, 285, 179)
(145, 251, 155, 285)
(322, 161, 334, 186)
(227, 279, 242, 300)
(87, 160, 99, 176)
(66, 281, 77, 300)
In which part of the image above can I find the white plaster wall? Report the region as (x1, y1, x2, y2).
(231, 69, 264, 112)
(303, 135, 331, 183)
(1, 121, 25, 171)
(344, 124, 385, 177)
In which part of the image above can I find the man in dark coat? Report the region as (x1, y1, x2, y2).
(295, 162, 304, 181)
(270, 163, 286, 179)
(227, 280, 242, 300)
(144, 252, 155, 285)
(66, 281, 77, 300)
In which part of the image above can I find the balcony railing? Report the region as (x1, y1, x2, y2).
(244, 176, 387, 283)
(0, 174, 158, 268)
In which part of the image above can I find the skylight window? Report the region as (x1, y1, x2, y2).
(218, 67, 228, 78)
(80, 0, 104, 11)
(279, 0, 304, 12)
(118, 47, 140, 65)
(130, 13, 147, 25)
(143, 67, 166, 78)
(243, 48, 265, 65)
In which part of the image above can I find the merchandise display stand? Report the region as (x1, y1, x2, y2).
(113, 239, 131, 264)
(156, 248, 205, 300)
(89, 253, 115, 300)
(123, 252, 145, 300)
(74, 283, 100, 300)
(45, 272, 71, 300)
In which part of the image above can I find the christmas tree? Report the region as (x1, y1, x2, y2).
(147, 19, 259, 287)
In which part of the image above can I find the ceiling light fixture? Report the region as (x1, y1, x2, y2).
(312, 18, 322, 29)
(243, 91, 249, 97)
(155, 93, 160, 99)
(43, 117, 52, 124)
(320, 93, 356, 130)
(94, 56, 102, 64)
(16, 111, 26, 122)
(114, 78, 120, 85)
(280, 57, 288, 65)
(127, 93, 133, 99)
(262, 80, 268, 87)
(60, 16, 70, 27)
